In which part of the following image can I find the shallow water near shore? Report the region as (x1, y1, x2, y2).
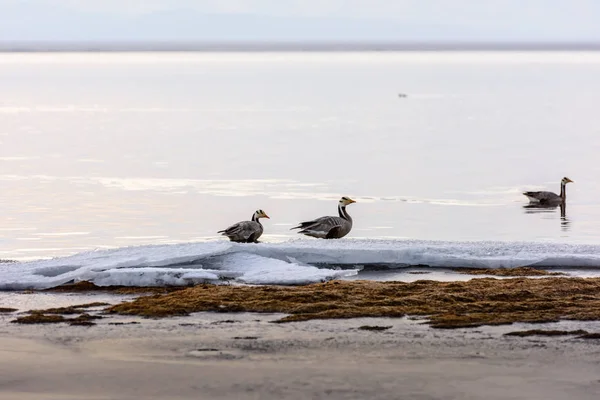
(2, 299, 600, 399)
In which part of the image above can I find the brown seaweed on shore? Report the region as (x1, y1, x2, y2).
(12, 312, 102, 325)
(45, 281, 187, 295)
(30, 302, 110, 315)
(577, 333, 600, 339)
(0, 308, 18, 313)
(358, 325, 392, 331)
(453, 267, 565, 277)
(44, 281, 102, 292)
(12, 303, 107, 325)
(67, 313, 102, 326)
(505, 329, 589, 337)
(107, 277, 600, 329)
(12, 313, 66, 324)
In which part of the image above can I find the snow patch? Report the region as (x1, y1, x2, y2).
(1, 239, 600, 290)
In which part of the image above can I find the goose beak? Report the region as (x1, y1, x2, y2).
(347, 198, 356, 204)
(263, 214, 270, 219)
(566, 178, 574, 183)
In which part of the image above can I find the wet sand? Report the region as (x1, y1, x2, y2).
(2, 304, 600, 400)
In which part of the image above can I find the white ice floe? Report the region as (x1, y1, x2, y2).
(1, 239, 600, 290)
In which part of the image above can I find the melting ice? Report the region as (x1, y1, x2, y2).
(2, 239, 600, 289)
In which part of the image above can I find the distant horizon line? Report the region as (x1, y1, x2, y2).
(2, 40, 600, 52)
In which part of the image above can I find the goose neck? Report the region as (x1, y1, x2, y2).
(338, 204, 351, 221)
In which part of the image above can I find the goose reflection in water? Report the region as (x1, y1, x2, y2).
(523, 202, 569, 231)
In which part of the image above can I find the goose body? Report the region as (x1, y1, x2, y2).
(523, 177, 573, 204)
(291, 197, 356, 239)
(218, 209, 269, 243)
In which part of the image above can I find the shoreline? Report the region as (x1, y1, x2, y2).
(2, 309, 600, 399)
(3, 270, 600, 328)
(2, 276, 600, 398)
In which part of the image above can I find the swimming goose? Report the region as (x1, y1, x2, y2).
(291, 197, 356, 239)
(218, 209, 270, 243)
(523, 177, 573, 204)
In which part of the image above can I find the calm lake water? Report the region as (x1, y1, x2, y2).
(2, 51, 600, 260)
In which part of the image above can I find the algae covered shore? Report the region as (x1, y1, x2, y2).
(4, 266, 600, 330)
(4, 272, 600, 399)
(106, 275, 600, 329)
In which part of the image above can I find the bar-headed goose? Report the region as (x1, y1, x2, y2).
(291, 197, 356, 239)
(218, 209, 270, 243)
(523, 177, 573, 204)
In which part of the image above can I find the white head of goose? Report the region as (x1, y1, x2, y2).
(523, 177, 574, 204)
(291, 196, 356, 239)
(218, 209, 270, 243)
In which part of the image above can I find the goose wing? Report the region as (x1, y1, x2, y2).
(292, 216, 347, 238)
(218, 221, 262, 242)
(523, 191, 560, 202)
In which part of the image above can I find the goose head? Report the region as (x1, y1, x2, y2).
(254, 209, 270, 219)
(562, 177, 574, 185)
(339, 197, 356, 206)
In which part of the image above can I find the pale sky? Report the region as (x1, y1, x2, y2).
(2, 0, 600, 42)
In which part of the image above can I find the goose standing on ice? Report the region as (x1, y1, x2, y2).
(291, 197, 356, 239)
(523, 177, 574, 204)
(218, 209, 270, 243)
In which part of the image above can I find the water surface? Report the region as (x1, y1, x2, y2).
(2, 51, 600, 260)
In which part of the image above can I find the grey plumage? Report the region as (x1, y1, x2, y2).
(291, 197, 356, 239)
(218, 209, 269, 243)
(523, 177, 573, 204)
(523, 191, 561, 203)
